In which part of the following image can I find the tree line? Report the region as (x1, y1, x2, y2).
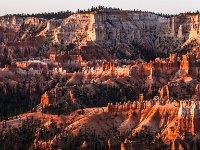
(4, 11, 73, 20)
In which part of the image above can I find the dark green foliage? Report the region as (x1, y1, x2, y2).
(0, 118, 63, 150)
(73, 83, 135, 107)
(132, 130, 169, 150)
(38, 119, 61, 142)
(131, 42, 169, 62)
(5, 11, 73, 20)
(0, 118, 39, 150)
(65, 43, 76, 52)
(0, 80, 40, 120)
(0, 72, 59, 120)
(181, 10, 200, 15)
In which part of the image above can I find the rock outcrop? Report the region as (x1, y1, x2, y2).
(0, 10, 200, 63)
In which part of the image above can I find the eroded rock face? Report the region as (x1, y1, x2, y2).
(177, 100, 200, 135)
(54, 13, 96, 44)
(0, 11, 200, 63)
(0, 10, 200, 149)
(0, 101, 184, 149)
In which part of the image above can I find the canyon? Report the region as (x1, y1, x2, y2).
(0, 7, 200, 150)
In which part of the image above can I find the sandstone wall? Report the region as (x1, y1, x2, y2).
(1, 12, 200, 53)
(0, 12, 200, 63)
